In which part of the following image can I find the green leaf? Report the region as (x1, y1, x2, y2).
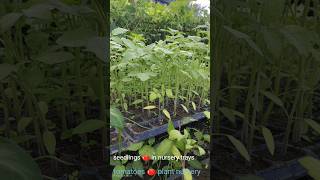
(226, 135, 250, 161)
(197, 146, 206, 156)
(183, 168, 192, 180)
(219, 107, 235, 124)
(181, 104, 189, 113)
(37, 51, 74, 65)
(224, 26, 263, 56)
(167, 119, 175, 133)
(188, 159, 203, 169)
(148, 138, 155, 145)
(298, 156, 320, 180)
(261, 91, 284, 107)
(110, 108, 124, 130)
(139, 145, 155, 157)
(127, 142, 144, 151)
(262, 127, 275, 156)
(171, 145, 181, 157)
(112, 28, 129, 36)
(191, 102, 196, 111)
(17, 117, 32, 133)
(132, 99, 143, 105)
(72, 120, 106, 135)
(203, 111, 210, 119)
(38, 101, 48, 115)
(43, 131, 56, 155)
(0, 137, 42, 180)
(203, 134, 210, 142)
(162, 109, 171, 120)
(112, 165, 125, 180)
(169, 130, 184, 141)
(305, 119, 320, 135)
(280, 25, 312, 57)
(156, 139, 173, 156)
(129, 72, 157, 81)
(0, 13, 22, 33)
(149, 92, 158, 101)
(57, 27, 95, 47)
(0, 63, 16, 80)
(143, 105, 156, 110)
(166, 89, 174, 98)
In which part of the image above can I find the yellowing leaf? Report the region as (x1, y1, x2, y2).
(143, 105, 156, 110)
(191, 102, 196, 111)
(181, 104, 189, 113)
(203, 111, 210, 119)
(162, 109, 171, 120)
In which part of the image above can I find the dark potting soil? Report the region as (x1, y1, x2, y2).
(131, 124, 152, 133)
(150, 118, 168, 127)
(212, 167, 232, 180)
(196, 168, 211, 180)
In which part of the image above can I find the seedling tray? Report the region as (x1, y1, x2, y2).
(255, 160, 307, 180)
(126, 112, 207, 142)
(109, 129, 131, 155)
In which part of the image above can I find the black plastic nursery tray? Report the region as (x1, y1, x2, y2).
(109, 129, 131, 155)
(108, 112, 208, 154)
(125, 112, 207, 142)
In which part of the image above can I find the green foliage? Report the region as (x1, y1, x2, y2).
(0, 137, 42, 180)
(110, 0, 209, 44)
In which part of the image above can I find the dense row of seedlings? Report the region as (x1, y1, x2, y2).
(212, 0, 320, 178)
(0, 0, 107, 179)
(110, 27, 210, 121)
